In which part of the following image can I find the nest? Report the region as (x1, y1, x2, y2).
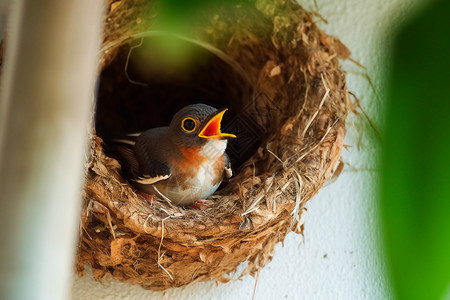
(76, 0, 351, 290)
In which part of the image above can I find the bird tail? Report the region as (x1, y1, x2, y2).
(102, 133, 142, 179)
(108, 132, 141, 146)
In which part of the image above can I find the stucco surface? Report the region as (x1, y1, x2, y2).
(71, 0, 427, 299)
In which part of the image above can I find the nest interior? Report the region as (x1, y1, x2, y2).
(77, 0, 351, 291)
(95, 34, 258, 168)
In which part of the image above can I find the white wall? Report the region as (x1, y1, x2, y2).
(71, 0, 429, 299)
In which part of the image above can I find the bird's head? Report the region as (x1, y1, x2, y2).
(168, 103, 236, 149)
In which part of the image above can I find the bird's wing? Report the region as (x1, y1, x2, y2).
(224, 152, 233, 178)
(133, 128, 172, 185)
(133, 148, 171, 185)
(106, 129, 171, 185)
(103, 133, 141, 173)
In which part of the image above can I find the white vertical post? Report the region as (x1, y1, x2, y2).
(0, 1, 103, 299)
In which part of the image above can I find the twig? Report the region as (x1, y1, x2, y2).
(294, 118, 338, 165)
(241, 193, 265, 216)
(348, 57, 367, 70)
(142, 213, 152, 234)
(152, 186, 178, 209)
(252, 270, 260, 300)
(349, 91, 383, 142)
(290, 169, 303, 220)
(301, 73, 330, 138)
(157, 216, 173, 280)
(267, 149, 284, 166)
(313, 0, 319, 10)
(124, 37, 148, 86)
(99, 30, 254, 89)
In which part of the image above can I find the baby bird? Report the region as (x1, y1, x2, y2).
(108, 103, 236, 206)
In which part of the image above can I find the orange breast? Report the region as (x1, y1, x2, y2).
(168, 146, 207, 176)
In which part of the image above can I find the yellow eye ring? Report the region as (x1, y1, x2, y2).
(181, 117, 198, 132)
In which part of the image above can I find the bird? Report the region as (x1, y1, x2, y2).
(106, 103, 236, 206)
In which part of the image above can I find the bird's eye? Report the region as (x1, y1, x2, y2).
(182, 117, 197, 132)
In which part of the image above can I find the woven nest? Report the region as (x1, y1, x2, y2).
(76, 0, 351, 290)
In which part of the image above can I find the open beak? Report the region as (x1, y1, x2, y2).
(198, 109, 236, 139)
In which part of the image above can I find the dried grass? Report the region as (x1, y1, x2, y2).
(76, 0, 350, 290)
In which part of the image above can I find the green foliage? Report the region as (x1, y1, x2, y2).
(381, 1, 450, 299)
(155, 0, 250, 34)
(139, 0, 253, 74)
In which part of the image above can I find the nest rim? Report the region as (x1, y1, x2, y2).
(78, 0, 350, 291)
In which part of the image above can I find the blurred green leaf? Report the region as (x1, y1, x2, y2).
(140, 0, 254, 73)
(381, 1, 450, 299)
(155, 0, 250, 34)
